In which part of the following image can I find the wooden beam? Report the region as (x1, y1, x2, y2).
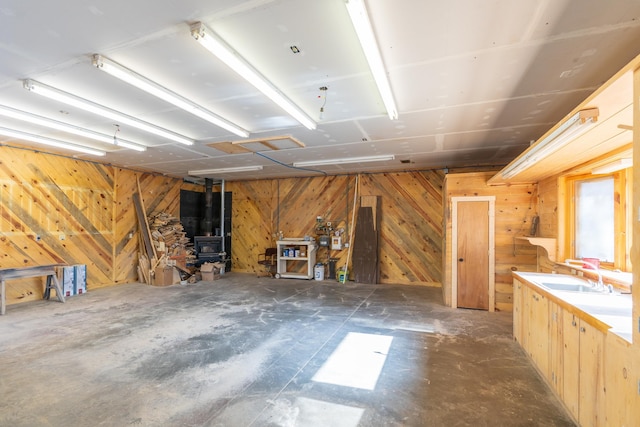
(207, 142, 252, 154)
(231, 135, 306, 148)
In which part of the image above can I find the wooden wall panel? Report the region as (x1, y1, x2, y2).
(228, 171, 443, 287)
(226, 179, 279, 271)
(113, 169, 196, 286)
(113, 168, 138, 286)
(443, 172, 538, 311)
(359, 172, 443, 285)
(228, 176, 355, 274)
(0, 147, 114, 302)
(537, 176, 559, 239)
(0, 146, 190, 307)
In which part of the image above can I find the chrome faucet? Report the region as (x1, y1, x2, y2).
(564, 259, 604, 290)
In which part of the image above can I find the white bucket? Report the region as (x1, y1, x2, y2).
(314, 264, 325, 281)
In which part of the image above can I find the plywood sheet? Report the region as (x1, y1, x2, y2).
(207, 142, 252, 154)
(352, 206, 378, 284)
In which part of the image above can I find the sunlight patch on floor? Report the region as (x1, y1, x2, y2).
(291, 397, 365, 427)
(312, 332, 393, 390)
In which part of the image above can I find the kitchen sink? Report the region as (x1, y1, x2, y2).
(540, 282, 603, 293)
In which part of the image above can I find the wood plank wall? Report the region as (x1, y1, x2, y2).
(228, 175, 356, 277)
(227, 171, 444, 286)
(443, 172, 538, 311)
(1, 143, 445, 308)
(113, 168, 199, 286)
(0, 145, 196, 307)
(536, 175, 560, 271)
(359, 173, 443, 285)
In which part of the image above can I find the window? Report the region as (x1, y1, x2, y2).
(575, 177, 614, 262)
(564, 168, 631, 271)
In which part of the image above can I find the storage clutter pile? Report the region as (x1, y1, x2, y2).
(149, 212, 188, 286)
(137, 211, 225, 286)
(148, 212, 195, 265)
(137, 211, 196, 286)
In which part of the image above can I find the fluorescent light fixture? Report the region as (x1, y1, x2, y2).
(501, 107, 599, 179)
(345, 0, 398, 120)
(190, 22, 316, 130)
(0, 105, 146, 152)
(92, 55, 249, 138)
(592, 158, 632, 174)
(188, 165, 263, 175)
(293, 154, 395, 168)
(0, 126, 106, 156)
(23, 79, 194, 146)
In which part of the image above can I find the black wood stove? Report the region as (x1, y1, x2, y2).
(194, 236, 224, 265)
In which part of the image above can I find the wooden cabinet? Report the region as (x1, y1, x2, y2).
(560, 311, 606, 426)
(548, 301, 563, 397)
(514, 279, 607, 426)
(562, 312, 580, 420)
(578, 320, 605, 427)
(602, 333, 638, 426)
(516, 284, 553, 383)
(520, 285, 550, 377)
(529, 288, 550, 378)
(512, 279, 523, 343)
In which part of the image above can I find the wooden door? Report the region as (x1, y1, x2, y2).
(456, 200, 489, 309)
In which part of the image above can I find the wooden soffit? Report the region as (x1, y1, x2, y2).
(488, 53, 640, 185)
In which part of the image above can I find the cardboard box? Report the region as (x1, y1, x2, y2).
(61, 266, 75, 297)
(200, 262, 215, 282)
(200, 263, 217, 281)
(153, 266, 174, 286)
(74, 264, 87, 294)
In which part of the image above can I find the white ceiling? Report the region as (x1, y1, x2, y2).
(1, 0, 640, 181)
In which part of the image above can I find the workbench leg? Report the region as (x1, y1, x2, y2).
(44, 276, 51, 300)
(1, 279, 5, 315)
(50, 274, 65, 304)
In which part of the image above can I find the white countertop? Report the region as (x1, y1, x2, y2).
(514, 272, 633, 342)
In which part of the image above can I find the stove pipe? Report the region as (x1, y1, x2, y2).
(203, 178, 213, 236)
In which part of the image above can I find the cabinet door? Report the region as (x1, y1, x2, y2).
(513, 279, 523, 343)
(528, 289, 549, 378)
(548, 301, 563, 396)
(562, 313, 580, 420)
(603, 334, 637, 426)
(520, 286, 531, 353)
(578, 320, 605, 427)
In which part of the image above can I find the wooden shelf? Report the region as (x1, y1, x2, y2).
(276, 240, 317, 279)
(516, 237, 557, 262)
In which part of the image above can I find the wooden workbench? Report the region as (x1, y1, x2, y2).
(0, 264, 66, 315)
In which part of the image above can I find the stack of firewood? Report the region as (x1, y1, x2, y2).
(148, 212, 195, 264)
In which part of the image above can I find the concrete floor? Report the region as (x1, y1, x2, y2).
(0, 273, 575, 427)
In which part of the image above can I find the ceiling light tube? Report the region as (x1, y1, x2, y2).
(92, 55, 249, 138)
(345, 0, 398, 120)
(188, 165, 263, 175)
(591, 158, 632, 174)
(190, 22, 316, 130)
(293, 154, 395, 168)
(0, 126, 106, 156)
(23, 79, 194, 146)
(501, 107, 599, 179)
(0, 105, 146, 152)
